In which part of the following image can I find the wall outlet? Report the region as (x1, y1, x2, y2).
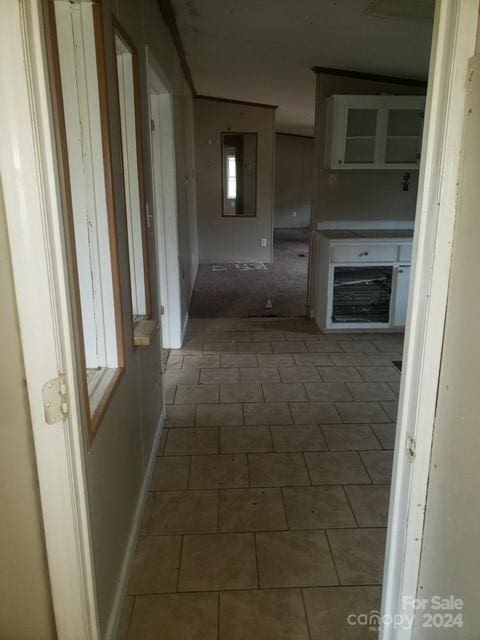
(293, 211, 297, 217)
(328, 174, 338, 187)
(260, 238, 268, 248)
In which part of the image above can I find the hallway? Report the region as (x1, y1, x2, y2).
(120, 318, 401, 639)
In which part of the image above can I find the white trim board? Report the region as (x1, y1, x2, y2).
(104, 409, 166, 640)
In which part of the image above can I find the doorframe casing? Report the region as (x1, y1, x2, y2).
(381, 1, 480, 637)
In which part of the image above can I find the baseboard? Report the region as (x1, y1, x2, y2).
(317, 220, 415, 230)
(104, 407, 166, 640)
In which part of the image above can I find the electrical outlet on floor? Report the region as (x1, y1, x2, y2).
(261, 238, 268, 248)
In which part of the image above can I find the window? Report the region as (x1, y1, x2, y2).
(54, 0, 124, 430)
(226, 155, 237, 199)
(114, 26, 151, 320)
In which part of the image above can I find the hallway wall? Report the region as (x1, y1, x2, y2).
(194, 97, 276, 263)
(75, 0, 198, 633)
(274, 133, 313, 229)
(0, 192, 56, 639)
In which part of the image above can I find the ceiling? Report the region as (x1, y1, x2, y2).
(171, 0, 434, 135)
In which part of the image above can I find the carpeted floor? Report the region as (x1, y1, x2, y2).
(189, 228, 310, 318)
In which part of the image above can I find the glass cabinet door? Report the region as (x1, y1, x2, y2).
(343, 108, 377, 164)
(385, 108, 424, 164)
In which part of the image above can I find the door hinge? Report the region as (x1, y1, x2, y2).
(406, 434, 416, 461)
(42, 374, 69, 424)
(160, 304, 165, 316)
(150, 118, 155, 132)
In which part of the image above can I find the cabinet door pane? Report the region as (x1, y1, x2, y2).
(385, 109, 423, 164)
(344, 108, 377, 164)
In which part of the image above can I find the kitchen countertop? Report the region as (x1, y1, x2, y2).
(317, 228, 414, 240)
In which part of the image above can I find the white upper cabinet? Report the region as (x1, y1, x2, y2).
(324, 95, 426, 170)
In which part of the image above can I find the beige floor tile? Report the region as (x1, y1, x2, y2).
(381, 401, 398, 421)
(271, 425, 327, 452)
(263, 383, 308, 402)
(335, 402, 390, 423)
(239, 367, 280, 382)
(283, 330, 320, 341)
(293, 353, 334, 366)
(282, 486, 356, 529)
(331, 353, 371, 366)
(175, 384, 219, 404)
(256, 530, 338, 588)
(219, 488, 287, 532)
(221, 353, 258, 368)
(345, 485, 391, 527)
(360, 451, 394, 483)
(238, 341, 272, 353)
(304, 382, 353, 402)
(139, 492, 154, 536)
(220, 589, 310, 640)
(195, 403, 243, 426)
(220, 382, 264, 403)
(219, 331, 252, 342)
(367, 352, 403, 366)
(189, 454, 249, 489)
(165, 428, 218, 456)
(305, 452, 371, 485)
(253, 330, 285, 342)
(244, 402, 292, 425)
(303, 586, 382, 639)
(151, 456, 190, 490)
(258, 353, 295, 367)
(388, 381, 400, 396)
(290, 402, 341, 424)
(128, 593, 218, 640)
(203, 340, 237, 354)
(163, 381, 176, 405)
(164, 367, 199, 384)
(272, 341, 308, 353)
(316, 366, 362, 382)
(206, 318, 238, 332)
(182, 354, 220, 368)
(149, 490, 218, 534)
(321, 424, 382, 451)
(171, 336, 204, 356)
(158, 428, 168, 455)
(346, 382, 397, 402)
(327, 528, 387, 585)
(200, 367, 239, 384)
(356, 366, 401, 382)
(372, 336, 404, 352)
(128, 535, 181, 594)
(178, 533, 257, 591)
(371, 423, 396, 449)
(235, 319, 267, 331)
(305, 339, 344, 353)
(248, 452, 309, 487)
(166, 405, 195, 428)
(166, 353, 183, 369)
(220, 426, 272, 453)
(278, 366, 320, 383)
(338, 340, 379, 354)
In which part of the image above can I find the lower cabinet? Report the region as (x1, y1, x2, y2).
(314, 233, 412, 332)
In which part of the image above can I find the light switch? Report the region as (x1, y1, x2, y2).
(328, 174, 337, 187)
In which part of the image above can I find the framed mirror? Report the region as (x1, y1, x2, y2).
(221, 132, 257, 217)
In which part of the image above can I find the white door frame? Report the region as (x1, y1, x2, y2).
(381, 1, 479, 637)
(0, 1, 98, 638)
(146, 48, 183, 349)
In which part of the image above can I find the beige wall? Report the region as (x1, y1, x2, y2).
(413, 46, 480, 640)
(194, 98, 275, 263)
(0, 191, 56, 639)
(274, 134, 313, 228)
(79, 0, 197, 632)
(312, 74, 425, 228)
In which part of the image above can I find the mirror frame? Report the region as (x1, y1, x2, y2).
(221, 131, 258, 218)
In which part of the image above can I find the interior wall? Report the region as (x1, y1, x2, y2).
(0, 191, 56, 639)
(77, 0, 198, 633)
(413, 43, 480, 640)
(312, 74, 426, 229)
(194, 98, 275, 263)
(274, 133, 313, 228)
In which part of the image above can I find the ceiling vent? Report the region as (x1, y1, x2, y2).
(365, 0, 435, 22)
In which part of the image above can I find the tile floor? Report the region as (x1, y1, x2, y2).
(120, 318, 402, 640)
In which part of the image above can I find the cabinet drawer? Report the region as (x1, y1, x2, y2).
(398, 243, 412, 261)
(331, 243, 398, 263)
